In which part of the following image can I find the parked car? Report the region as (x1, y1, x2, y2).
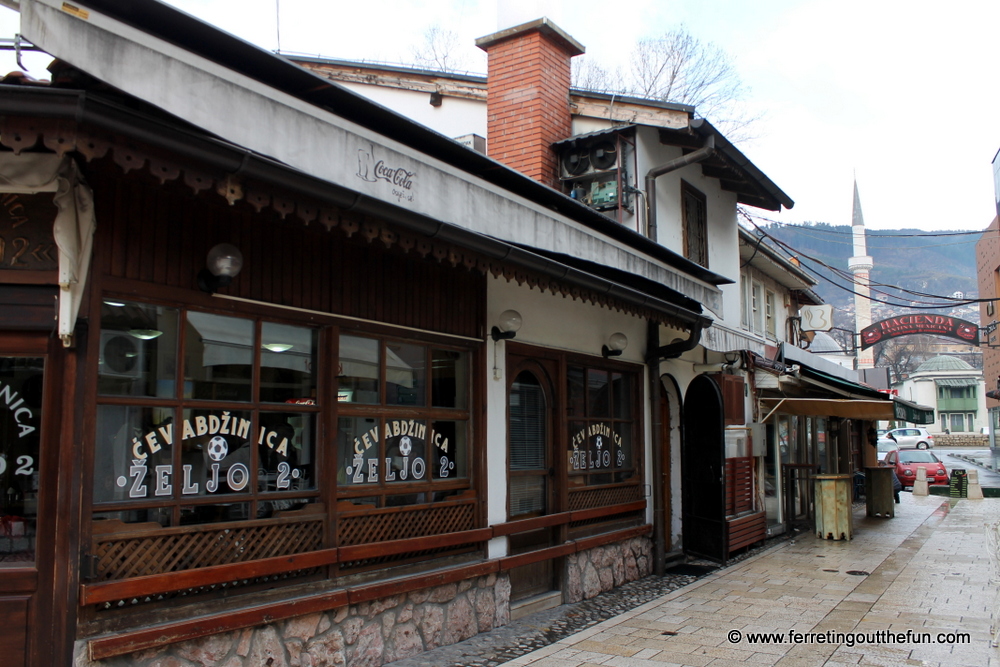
(883, 448, 948, 488)
(883, 427, 934, 449)
(876, 439, 899, 456)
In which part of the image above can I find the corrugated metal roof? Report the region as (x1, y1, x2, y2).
(934, 378, 979, 387)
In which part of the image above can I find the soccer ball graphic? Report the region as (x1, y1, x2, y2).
(399, 436, 412, 456)
(207, 436, 229, 462)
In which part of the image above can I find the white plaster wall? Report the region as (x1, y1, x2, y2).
(335, 82, 487, 141)
(486, 276, 652, 531)
(633, 127, 739, 323)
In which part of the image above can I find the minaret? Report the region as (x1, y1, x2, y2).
(848, 180, 875, 369)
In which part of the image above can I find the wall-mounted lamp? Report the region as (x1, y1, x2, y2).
(602, 332, 628, 358)
(198, 243, 244, 293)
(491, 310, 522, 341)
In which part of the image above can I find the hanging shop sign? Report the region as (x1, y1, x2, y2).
(0, 192, 59, 271)
(569, 423, 625, 471)
(860, 314, 980, 350)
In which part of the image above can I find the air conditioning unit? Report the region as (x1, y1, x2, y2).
(99, 331, 144, 379)
(560, 139, 619, 178)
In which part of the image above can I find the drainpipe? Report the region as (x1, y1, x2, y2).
(644, 128, 713, 572)
(644, 133, 715, 243)
(648, 318, 706, 575)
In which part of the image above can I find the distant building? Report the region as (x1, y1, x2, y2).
(893, 356, 986, 433)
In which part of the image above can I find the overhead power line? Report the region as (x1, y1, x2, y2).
(738, 210, 987, 310)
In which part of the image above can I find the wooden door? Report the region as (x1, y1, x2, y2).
(506, 358, 558, 601)
(681, 375, 726, 562)
(0, 333, 56, 667)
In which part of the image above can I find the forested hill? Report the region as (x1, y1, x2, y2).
(756, 223, 980, 313)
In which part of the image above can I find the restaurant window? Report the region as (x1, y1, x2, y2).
(567, 364, 637, 487)
(336, 334, 471, 508)
(681, 181, 708, 268)
(0, 355, 44, 566)
(93, 300, 319, 526)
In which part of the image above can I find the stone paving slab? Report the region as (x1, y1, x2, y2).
(497, 493, 1000, 667)
(386, 492, 1000, 667)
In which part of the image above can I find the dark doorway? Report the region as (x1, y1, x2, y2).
(506, 358, 559, 602)
(681, 375, 725, 562)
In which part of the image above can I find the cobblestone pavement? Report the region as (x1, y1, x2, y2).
(497, 493, 1000, 667)
(385, 539, 788, 667)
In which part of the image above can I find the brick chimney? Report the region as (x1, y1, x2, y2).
(476, 18, 584, 188)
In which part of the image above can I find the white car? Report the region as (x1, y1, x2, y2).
(883, 427, 934, 449)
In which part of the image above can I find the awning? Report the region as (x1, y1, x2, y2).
(934, 378, 978, 387)
(797, 366, 886, 400)
(760, 398, 894, 422)
(892, 397, 935, 425)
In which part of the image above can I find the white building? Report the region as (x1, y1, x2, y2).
(894, 356, 987, 433)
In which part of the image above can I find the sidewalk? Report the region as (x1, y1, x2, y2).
(500, 493, 1000, 667)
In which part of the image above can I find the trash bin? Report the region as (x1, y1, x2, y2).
(949, 469, 968, 498)
(864, 467, 895, 518)
(813, 474, 852, 540)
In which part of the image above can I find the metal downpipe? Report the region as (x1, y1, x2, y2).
(644, 134, 715, 242)
(648, 318, 666, 576)
(647, 318, 705, 574)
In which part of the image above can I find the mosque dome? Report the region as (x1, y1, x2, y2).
(809, 331, 844, 353)
(914, 355, 974, 372)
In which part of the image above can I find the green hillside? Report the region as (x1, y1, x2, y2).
(756, 223, 979, 314)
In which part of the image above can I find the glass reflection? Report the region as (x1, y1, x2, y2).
(185, 312, 254, 402)
(260, 323, 317, 403)
(98, 301, 178, 397)
(338, 336, 379, 404)
(386, 343, 425, 406)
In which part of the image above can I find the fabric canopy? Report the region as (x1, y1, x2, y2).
(891, 397, 935, 425)
(760, 398, 895, 422)
(0, 153, 95, 346)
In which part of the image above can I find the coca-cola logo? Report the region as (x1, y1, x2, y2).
(357, 144, 416, 202)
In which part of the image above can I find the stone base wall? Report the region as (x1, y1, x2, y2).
(73, 535, 652, 667)
(564, 536, 652, 603)
(74, 573, 511, 667)
(933, 434, 988, 447)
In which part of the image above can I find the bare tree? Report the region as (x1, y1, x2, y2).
(873, 336, 934, 384)
(571, 27, 760, 141)
(411, 25, 467, 73)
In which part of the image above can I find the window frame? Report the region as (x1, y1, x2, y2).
(92, 299, 323, 527)
(334, 330, 474, 508)
(681, 180, 708, 268)
(764, 289, 776, 338)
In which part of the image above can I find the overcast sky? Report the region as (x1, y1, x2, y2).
(2, 0, 999, 232)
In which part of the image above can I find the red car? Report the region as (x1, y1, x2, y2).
(883, 448, 948, 488)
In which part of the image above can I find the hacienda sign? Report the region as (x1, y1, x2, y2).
(860, 314, 980, 350)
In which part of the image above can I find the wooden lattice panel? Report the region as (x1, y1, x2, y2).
(568, 484, 642, 512)
(725, 457, 755, 516)
(91, 516, 324, 581)
(338, 500, 476, 546)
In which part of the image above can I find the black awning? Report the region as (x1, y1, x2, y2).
(892, 397, 935, 425)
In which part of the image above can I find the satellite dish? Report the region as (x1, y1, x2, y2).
(589, 141, 617, 170)
(562, 150, 590, 176)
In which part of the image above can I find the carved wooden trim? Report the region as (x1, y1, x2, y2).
(3, 117, 692, 327)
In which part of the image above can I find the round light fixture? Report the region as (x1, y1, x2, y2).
(128, 329, 164, 340)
